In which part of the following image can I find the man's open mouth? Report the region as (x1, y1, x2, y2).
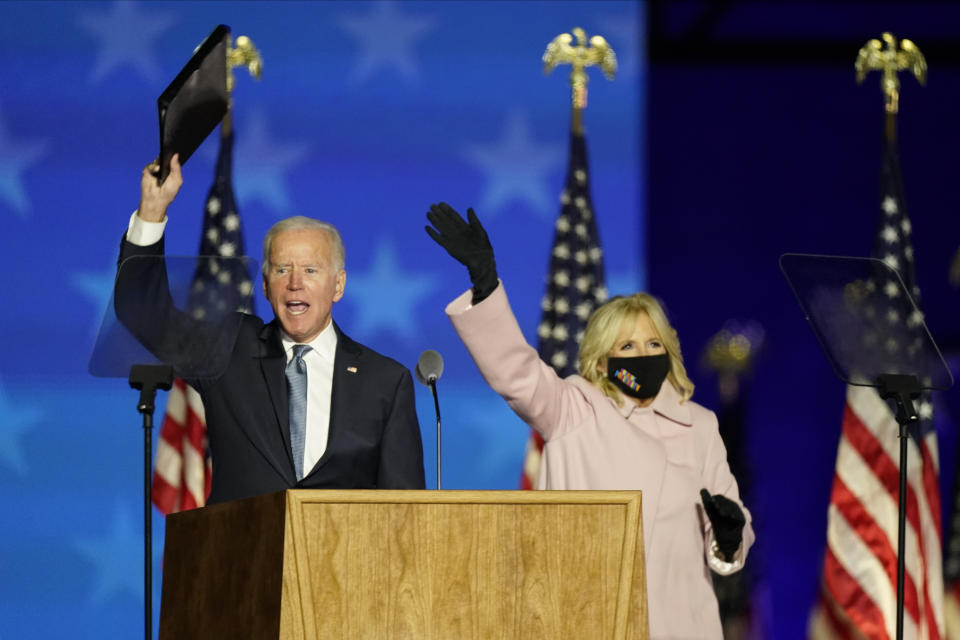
(286, 301, 309, 315)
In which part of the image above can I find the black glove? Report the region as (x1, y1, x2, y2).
(700, 488, 745, 560)
(425, 202, 498, 304)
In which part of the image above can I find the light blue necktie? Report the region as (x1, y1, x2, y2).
(286, 344, 312, 481)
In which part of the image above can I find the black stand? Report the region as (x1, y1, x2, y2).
(89, 253, 255, 639)
(129, 364, 173, 640)
(876, 373, 921, 640)
(429, 380, 442, 490)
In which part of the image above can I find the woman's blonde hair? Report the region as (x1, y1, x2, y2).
(578, 293, 695, 405)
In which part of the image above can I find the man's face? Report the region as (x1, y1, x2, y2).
(262, 228, 346, 343)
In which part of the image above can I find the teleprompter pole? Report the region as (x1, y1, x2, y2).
(129, 364, 173, 640)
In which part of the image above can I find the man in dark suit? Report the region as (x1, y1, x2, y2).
(119, 154, 425, 503)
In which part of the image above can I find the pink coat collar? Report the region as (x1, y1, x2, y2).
(614, 379, 693, 426)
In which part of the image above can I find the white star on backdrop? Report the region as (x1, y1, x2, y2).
(233, 110, 309, 214)
(343, 241, 436, 339)
(0, 105, 48, 217)
(0, 380, 41, 476)
(462, 111, 564, 218)
(77, 0, 176, 85)
(338, 0, 436, 86)
(75, 503, 155, 604)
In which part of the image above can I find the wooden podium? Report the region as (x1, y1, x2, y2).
(160, 490, 649, 639)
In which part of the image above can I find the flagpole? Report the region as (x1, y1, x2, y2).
(855, 31, 927, 640)
(519, 30, 616, 491)
(223, 34, 262, 141)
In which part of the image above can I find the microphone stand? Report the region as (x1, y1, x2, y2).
(428, 379, 441, 489)
(415, 350, 444, 490)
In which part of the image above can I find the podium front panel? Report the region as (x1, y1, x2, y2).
(161, 490, 648, 640)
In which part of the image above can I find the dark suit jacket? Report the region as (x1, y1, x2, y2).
(117, 236, 425, 504)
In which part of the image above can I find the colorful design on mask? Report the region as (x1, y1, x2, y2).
(614, 368, 642, 392)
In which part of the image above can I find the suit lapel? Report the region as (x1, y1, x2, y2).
(305, 322, 362, 478)
(258, 321, 297, 480)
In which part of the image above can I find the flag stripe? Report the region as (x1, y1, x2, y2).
(921, 434, 944, 640)
(921, 437, 944, 640)
(152, 379, 209, 514)
(153, 437, 183, 485)
(832, 470, 922, 623)
(825, 535, 897, 640)
(919, 436, 943, 547)
(834, 428, 915, 581)
(151, 472, 183, 516)
(844, 398, 928, 571)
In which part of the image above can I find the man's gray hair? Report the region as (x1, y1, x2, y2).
(262, 216, 346, 276)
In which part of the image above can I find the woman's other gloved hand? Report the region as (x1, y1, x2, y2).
(700, 488, 746, 560)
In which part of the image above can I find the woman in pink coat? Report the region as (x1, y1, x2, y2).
(426, 203, 754, 640)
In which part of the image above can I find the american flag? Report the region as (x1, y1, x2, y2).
(521, 130, 607, 490)
(152, 126, 252, 514)
(808, 137, 943, 639)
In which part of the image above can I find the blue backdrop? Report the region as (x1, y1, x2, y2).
(5, 2, 960, 639)
(0, 1, 642, 637)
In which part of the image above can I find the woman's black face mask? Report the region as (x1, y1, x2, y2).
(606, 353, 670, 400)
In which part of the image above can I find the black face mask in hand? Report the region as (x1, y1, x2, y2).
(606, 353, 671, 400)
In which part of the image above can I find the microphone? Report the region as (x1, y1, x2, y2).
(415, 349, 444, 385)
(415, 350, 444, 489)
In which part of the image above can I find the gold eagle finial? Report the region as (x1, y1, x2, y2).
(543, 27, 617, 112)
(702, 321, 765, 402)
(855, 32, 926, 114)
(226, 34, 263, 93)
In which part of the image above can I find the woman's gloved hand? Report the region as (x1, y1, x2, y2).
(425, 202, 498, 304)
(700, 488, 746, 560)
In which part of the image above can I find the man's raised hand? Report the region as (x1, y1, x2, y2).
(138, 153, 183, 222)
